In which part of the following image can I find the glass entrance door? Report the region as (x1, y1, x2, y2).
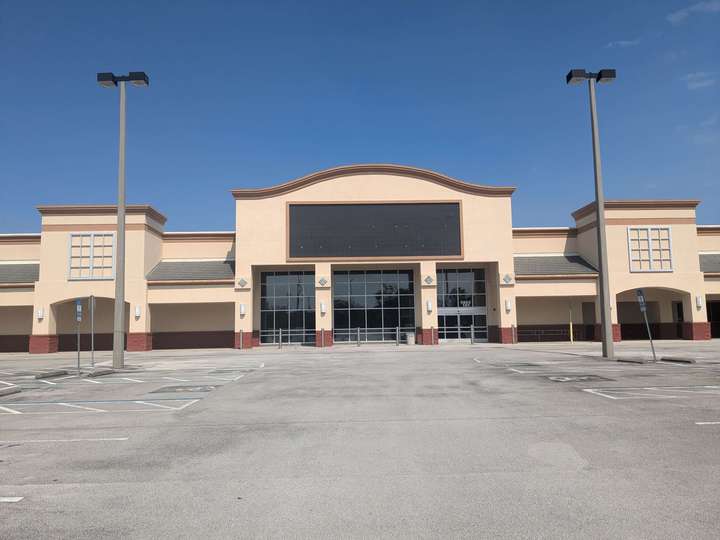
(437, 268, 487, 342)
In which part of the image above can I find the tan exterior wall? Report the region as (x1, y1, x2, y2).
(150, 303, 234, 332)
(517, 297, 593, 325)
(161, 237, 235, 260)
(234, 172, 517, 335)
(0, 239, 40, 261)
(512, 233, 577, 254)
(0, 306, 33, 334)
(514, 278, 597, 297)
(1, 173, 718, 349)
(697, 230, 720, 252)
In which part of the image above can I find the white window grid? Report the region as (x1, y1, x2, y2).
(627, 226, 673, 273)
(68, 233, 115, 281)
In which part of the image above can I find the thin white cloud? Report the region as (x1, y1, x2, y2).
(667, 1, 720, 24)
(700, 113, 718, 127)
(605, 38, 641, 48)
(681, 72, 716, 89)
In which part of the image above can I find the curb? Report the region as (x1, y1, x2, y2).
(86, 368, 115, 378)
(0, 386, 21, 397)
(617, 357, 646, 364)
(661, 356, 696, 364)
(34, 370, 68, 380)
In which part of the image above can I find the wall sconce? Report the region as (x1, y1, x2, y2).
(426, 299, 433, 313)
(36, 307, 44, 321)
(239, 303, 246, 316)
(320, 302, 327, 315)
(696, 295, 703, 309)
(135, 305, 142, 319)
(504, 299, 512, 313)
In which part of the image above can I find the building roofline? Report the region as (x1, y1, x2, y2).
(162, 231, 234, 241)
(0, 233, 41, 244)
(697, 225, 720, 235)
(231, 164, 516, 199)
(36, 204, 167, 225)
(512, 227, 577, 238)
(572, 199, 701, 220)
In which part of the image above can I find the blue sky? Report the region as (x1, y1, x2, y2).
(1, 0, 718, 231)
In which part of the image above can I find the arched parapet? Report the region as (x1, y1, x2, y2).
(231, 164, 515, 199)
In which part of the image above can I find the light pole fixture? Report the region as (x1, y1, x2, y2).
(566, 68, 616, 360)
(97, 71, 149, 369)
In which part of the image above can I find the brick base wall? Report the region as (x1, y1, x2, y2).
(682, 322, 711, 340)
(488, 326, 516, 344)
(594, 324, 622, 342)
(127, 333, 153, 351)
(315, 330, 333, 347)
(0, 335, 30, 353)
(416, 327, 438, 345)
(29, 334, 59, 354)
(234, 331, 260, 349)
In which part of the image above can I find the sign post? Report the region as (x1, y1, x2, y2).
(636, 289, 657, 362)
(75, 299, 83, 374)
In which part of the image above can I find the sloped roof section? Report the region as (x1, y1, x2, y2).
(0, 263, 40, 284)
(514, 255, 597, 276)
(700, 253, 720, 273)
(147, 260, 235, 281)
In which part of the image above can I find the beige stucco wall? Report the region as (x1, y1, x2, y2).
(234, 172, 517, 334)
(32, 210, 162, 336)
(514, 278, 597, 297)
(517, 297, 595, 325)
(0, 239, 40, 261)
(0, 306, 33, 334)
(574, 205, 707, 324)
(512, 233, 577, 254)
(150, 303, 234, 332)
(161, 238, 235, 260)
(697, 231, 720, 252)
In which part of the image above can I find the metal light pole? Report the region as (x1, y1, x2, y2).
(567, 69, 616, 360)
(97, 72, 149, 369)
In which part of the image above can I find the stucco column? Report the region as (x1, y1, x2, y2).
(314, 263, 333, 347)
(682, 289, 711, 340)
(234, 265, 254, 348)
(127, 299, 152, 351)
(417, 261, 438, 345)
(488, 262, 517, 344)
(595, 293, 620, 342)
(30, 295, 58, 353)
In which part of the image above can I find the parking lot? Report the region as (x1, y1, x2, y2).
(1, 340, 720, 539)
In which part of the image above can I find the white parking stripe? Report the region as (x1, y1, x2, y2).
(56, 375, 77, 380)
(695, 421, 720, 425)
(0, 380, 16, 386)
(83, 378, 102, 384)
(0, 437, 128, 443)
(59, 403, 106, 412)
(133, 400, 176, 410)
(121, 378, 144, 383)
(39, 379, 57, 385)
(0, 497, 24, 503)
(0, 405, 22, 414)
(233, 374, 245, 381)
(163, 377, 189, 382)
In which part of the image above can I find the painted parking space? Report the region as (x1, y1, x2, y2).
(582, 385, 720, 400)
(0, 398, 200, 415)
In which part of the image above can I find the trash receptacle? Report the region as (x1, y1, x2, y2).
(406, 332, 415, 345)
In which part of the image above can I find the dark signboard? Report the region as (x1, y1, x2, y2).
(289, 203, 461, 258)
